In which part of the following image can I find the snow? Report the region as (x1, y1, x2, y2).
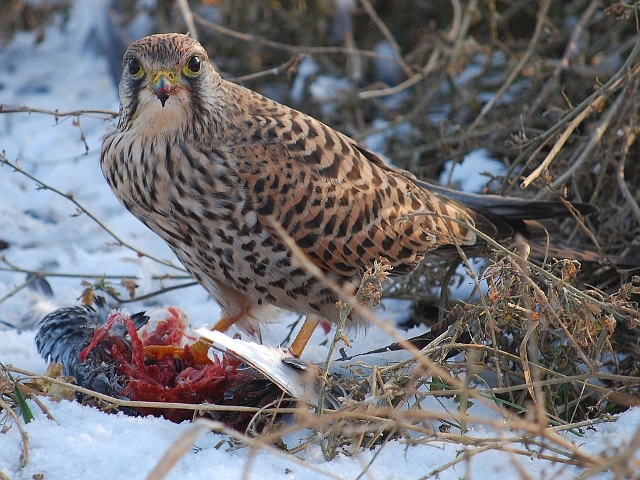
(439, 148, 507, 193)
(1, 2, 639, 479)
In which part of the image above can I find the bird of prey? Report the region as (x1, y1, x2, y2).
(100, 34, 596, 357)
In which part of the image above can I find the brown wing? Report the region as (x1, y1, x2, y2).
(228, 85, 479, 277)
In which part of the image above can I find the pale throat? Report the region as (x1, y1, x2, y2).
(130, 88, 193, 141)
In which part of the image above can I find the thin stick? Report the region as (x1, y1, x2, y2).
(0, 396, 29, 467)
(616, 127, 640, 226)
(520, 101, 594, 188)
(466, 0, 552, 134)
(144, 418, 347, 480)
(0, 153, 186, 272)
(360, 0, 412, 78)
(0, 105, 118, 118)
(176, 0, 198, 41)
(548, 85, 628, 191)
(0, 259, 191, 281)
(193, 13, 401, 63)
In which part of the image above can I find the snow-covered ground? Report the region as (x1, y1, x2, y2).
(1, 2, 639, 479)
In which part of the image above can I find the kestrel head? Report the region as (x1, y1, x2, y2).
(117, 33, 221, 130)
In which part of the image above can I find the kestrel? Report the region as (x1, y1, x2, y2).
(101, 34, 595, 357)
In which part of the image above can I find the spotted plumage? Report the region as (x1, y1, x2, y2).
(101, 34, 595, 354)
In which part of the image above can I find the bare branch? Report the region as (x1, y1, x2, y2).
(0, 153, 186, 272)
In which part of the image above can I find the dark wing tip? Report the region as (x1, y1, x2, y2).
(416, 180, 598, 220)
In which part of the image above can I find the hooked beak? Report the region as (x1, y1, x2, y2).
(150, 70, 179, 107)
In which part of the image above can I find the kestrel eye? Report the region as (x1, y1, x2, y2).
(128, 58, 141, 76)
(187, 55, 201, 73)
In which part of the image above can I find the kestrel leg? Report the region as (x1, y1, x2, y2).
(289, 314, 322, 357)
(212, 313, 244, 333)
(143, 313, 247, 365)
(182, 310, 252, 362)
